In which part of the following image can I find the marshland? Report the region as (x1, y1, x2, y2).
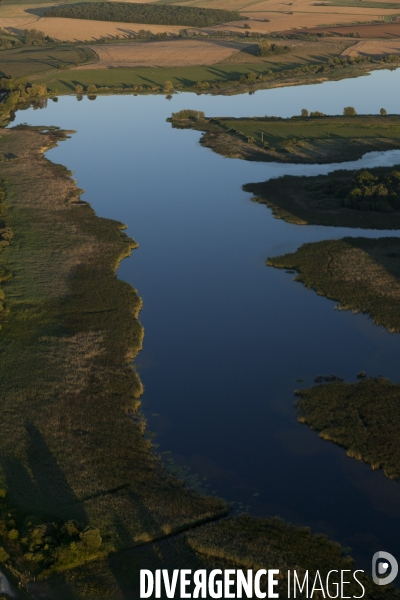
(3, 69, 400, 597)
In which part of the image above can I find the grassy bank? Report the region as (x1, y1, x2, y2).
(296, 378, 400, 480)
(244, 164, 400, 228)
(170, 113, 400, 164)
(267, 237, 400, 332)
(34, 53, 399, 95)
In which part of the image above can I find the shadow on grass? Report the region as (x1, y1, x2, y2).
(2, 421, 88, 524)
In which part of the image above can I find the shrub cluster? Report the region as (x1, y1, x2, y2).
(258, 40, 291, 56)
(0, 77, 48, 121)
(171, 109, 205, 120)
(305, 169, 400, 212)
(0, 489, 103, 576)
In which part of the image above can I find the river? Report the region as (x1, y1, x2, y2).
(11, 67, 400, 572)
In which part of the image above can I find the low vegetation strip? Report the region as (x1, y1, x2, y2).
(244, 165, 400, 229)
(0, 126, 227, 585)
(170, 113, 400, 164)
(295, 378, 400, 480)
(44, 2, 242, 27)
(26, 514, 400, 598)
(267, 237, 400, 333)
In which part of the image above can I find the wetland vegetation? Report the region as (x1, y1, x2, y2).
(267, 237, 400, 333)
(245, 164, 400, 228)
(295, 378, 400, 480)
(3, 109, 400, 598)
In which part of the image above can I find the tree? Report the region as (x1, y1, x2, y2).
(164, 80, 173, 92)
(75, 84, 83, 94)
(343, 106, 357, 116)
(86, 84, 97, 94)
(301, 108, 309, 117)
(243, 23, 251, 28)
(380, 108, 387, 115)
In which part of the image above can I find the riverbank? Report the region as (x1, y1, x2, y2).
(36, 55, 399, 96)
(267, 237, 400, 332)
(0, 125, 228, 587)
(170, 113, 400, 164)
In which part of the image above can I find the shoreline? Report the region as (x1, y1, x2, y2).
(0, 124, 397, 599)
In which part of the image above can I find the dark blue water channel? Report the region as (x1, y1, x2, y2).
(12, 68, 400, 572)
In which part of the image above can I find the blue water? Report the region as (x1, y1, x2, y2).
(12, 67, 400, 571)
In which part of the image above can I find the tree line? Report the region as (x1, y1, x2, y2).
(45, 2, 242, 27)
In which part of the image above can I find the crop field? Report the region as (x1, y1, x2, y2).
(81, 39, 254, 68)
(0, 17, 185, 41)
(0, 45, 95, 77)
(341, 39, 400, 55)
(1, 0, 400, 39)
(215, 114, 400, 148)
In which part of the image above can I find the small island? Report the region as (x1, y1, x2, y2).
(170, 111, 400, 165)
(245, 164, 400, 229)
(267, 236, 400, 333)
(295, 377, 400, 480)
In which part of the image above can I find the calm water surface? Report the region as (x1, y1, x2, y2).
(12, 68, 400, 571)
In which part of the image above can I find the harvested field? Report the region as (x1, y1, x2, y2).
(283, 21, 400, 36)
(342, 39, 400, 54)
(0, 16, 185, 41)
(79, 39, 254, 68)
(208, 13, 387, 34)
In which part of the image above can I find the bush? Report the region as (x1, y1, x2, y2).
(86, 84, 97, 93)
(75, 84, 83, 94)
(343, 106, 357, 116)
(301, 108, 309, 117)
(310, 111, 325, 117)
(171, 109, 205, 120)
(0, 548, 9, 563)
(258, 40, 290, 56)
(380, 108, 387, 116)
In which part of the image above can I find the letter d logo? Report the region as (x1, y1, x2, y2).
(372, 552, 398, 585)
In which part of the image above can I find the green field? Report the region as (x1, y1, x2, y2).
(0, 45, 95, 78)
(36, 62, 297, 92)
(216, 114, 400, 148)
(172, 113, 400, 164)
